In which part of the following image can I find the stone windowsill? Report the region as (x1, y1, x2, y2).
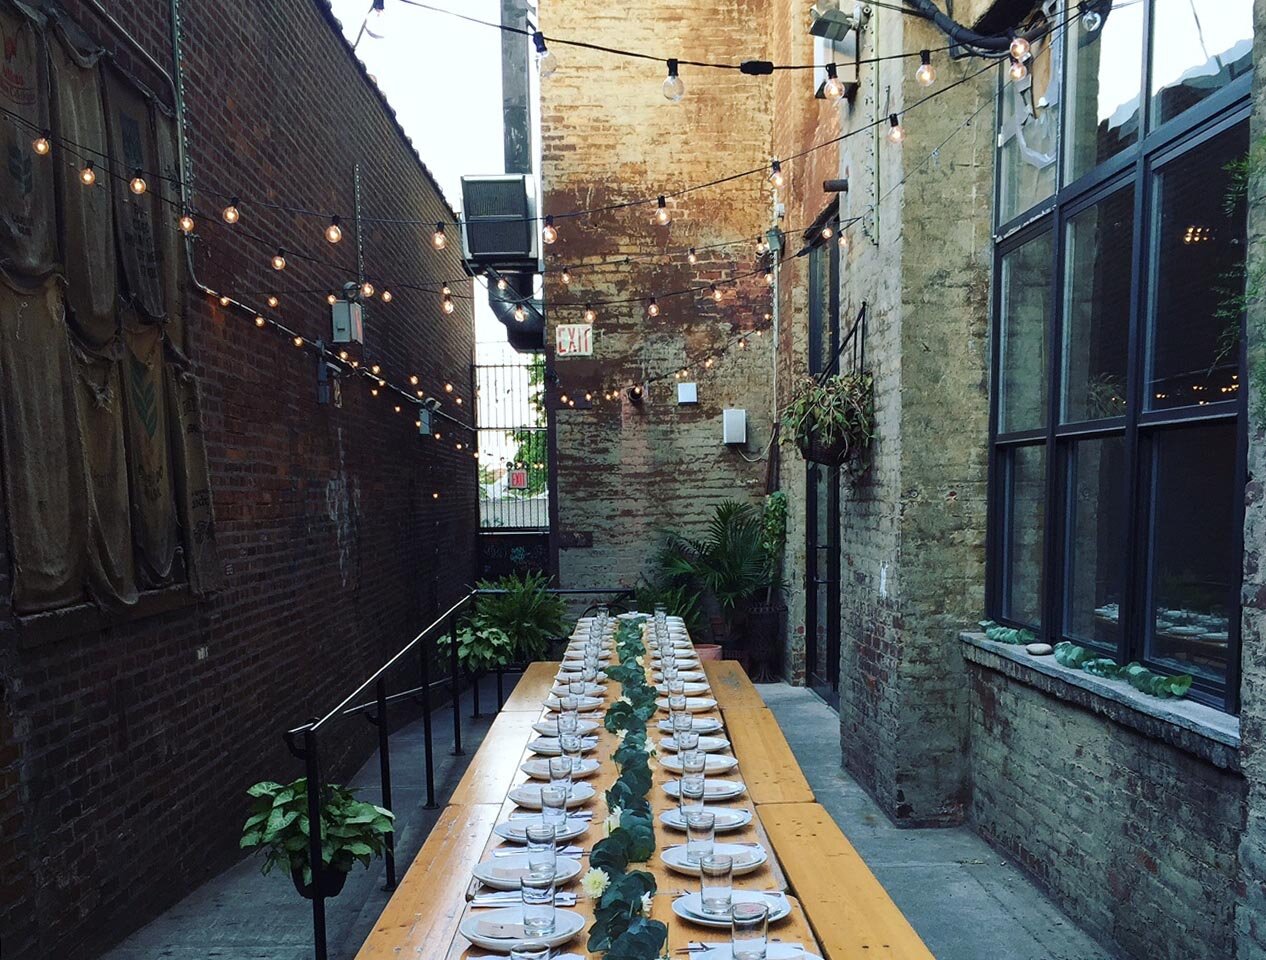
(960, 632, 1240, 771)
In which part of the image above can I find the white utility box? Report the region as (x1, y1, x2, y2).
(722, 408, 747, 445)
(677, 382, 698, 405)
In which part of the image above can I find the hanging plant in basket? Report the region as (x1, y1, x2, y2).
(781, 372, 875, 468)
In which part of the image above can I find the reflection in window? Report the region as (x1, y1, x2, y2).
(1147, 424, 1237, 683)
(1148, 121, 1248, 410)
(1064, 1, 1143, 182)
(1004, 445, 1047, 627)
(1062, 188, 1132, 422)
(999, 233, 1053, 433)
(1064, 436, 1126, 648)
(997, 25, 1061, 224)
(1151, 0, 1253, 127)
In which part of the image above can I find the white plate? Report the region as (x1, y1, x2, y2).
(528, 736, 598, 756)
(658, 716, 723, 735)
(660, 735, 730, 754)
(533, 719, 599, 737)
(494, 817, 589, 844)
(671, 890, 792, 928)
(509, 781, 596, 809)
(472, 854, 584, 891)
(660, 753, 738, 775)
(459, 905, 585, 952)
(550, 682, 607, 698)
(656, 696, 718, 714)
(655, 682, 711, 696)
(659, 806, 753, 832)
(652, 655, 700, 666)
(660, 841, 768, 876)
(693, 943, 815, 959)
(662, 778, 746, 801)
(521, 757, 601, 780)
(653, 670, 706, 683)
(544, 695, 604, 712)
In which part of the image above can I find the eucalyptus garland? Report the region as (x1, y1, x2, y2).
(582, 615, 671, 960)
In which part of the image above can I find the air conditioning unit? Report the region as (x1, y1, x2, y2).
(460, 174, 539, 267)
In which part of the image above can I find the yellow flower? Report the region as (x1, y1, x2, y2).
(581, 866, 611, 899)
(603, 807, 623, 837)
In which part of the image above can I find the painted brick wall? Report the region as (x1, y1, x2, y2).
(537, 0, 777, 608)
(0, 1, 478, 957)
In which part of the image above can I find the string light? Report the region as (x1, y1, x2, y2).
(916, 50, 936, 87)
(79, 161, 96, 186)
(218, 295, 231, 306)
(755, 234, 768, 255)
(431, 222, 447, 250)
(647, 297, 660, 317)
(359, 280, 374, 298)
(326, 292, 338, 305)
(371, 386, 380, 396)
(179, 212, 195, 234)
(1082, 4, 1102, 32)
(129, 169, 147, 195)
(687, 248, 698, 265)
(887, 114, 905, 143)
(371, 364, 381, 375)
(514, 303, 526, 322)
(494, 273, 508, 291)
(654, 195, 671, 226)
(410, 374, 419, 386)
(662, 58, 684, 101)
(325, 216, 343, 244)
(764, 267, 774, 286)
(823, 62, 845, 102)
(584, 303, 596, 322)
(820, 224, 833, 240)
(533, 31, 557, 77)
(381, 289, 393, 302)
(442, 285, 455, 314)
(560, 267, 571, 285)
(1008, 57, 1028, 81)
(1009, 35, 1030, 60)
(768, 160, 785, 188)
(292, 335, 304, 347)
(271, 249, 287, 271)
(254, 315, 266, 328)
(222, 197, 240, 223)
(838, 232, 850, 250)
(542, 215, 558, 244)
(445, 383, 453, 393)
(31, 131, 49, 155)
(560, 393, 569, 404)
(709, 284, 722, 303)
(267, 295, 280, 308)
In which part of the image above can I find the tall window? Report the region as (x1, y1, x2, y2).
(989, 0, 1252, 709)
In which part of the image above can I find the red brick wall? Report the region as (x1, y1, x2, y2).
(0, 1, 478, 957)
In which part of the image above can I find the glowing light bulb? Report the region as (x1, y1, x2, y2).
(431, 222, 447, 249)
(887, 113, 904, 143)
(178, 212, 195, 234)
(129, 170, 147, 195)
(710, 284, 722, 303)
(271, 249, 287, 271)
(409, 375, 419, 385)
(1009, 36, 1030, 61)
(1009, 57, 1028, 81)
(445, 383, 453, 393)
(584, 304, 596, 322)
(647, 297, 660, 317)
(495, 274, 508, 291)
(442, 292, 455, 315)
(560, 394, 569, 404)
(542, 214, 558, 244)
(32, 131, 50, 155)
(769, 160, 785, 188)
(292, 335, 304, 347)
(687, 248, 698, 265)
(325, 216, 343, 244)
(823, 62, 845, 101)
(764, 267, 774, 286)
(218, 295, 230, 306)
(222, 197, 240, 223)
(381, 289, 393, 302)
(838, 232, 850, 250)
(560, 268, 571, 285)
(533, 31, 557, 77)
(371, 387, 379, 397)
(915, 50, 935, 87)
(662, 58, 685, 101)
(821, 225, 834, 241)
(267, 295, 279, 308)
(514, 304, 526, 322)
(654, 195, 671, 226)
(79, 161, 96, 186)
(756, 234, 768, 255)
(254, 315, 266, 328)
(326, 292, 338, 305)
(356, 281, 372, 299)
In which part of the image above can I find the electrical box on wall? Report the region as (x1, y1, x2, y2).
(722, 408, 747, 445)
(331, 300, 364, 344)
(677, 382, 698, 405)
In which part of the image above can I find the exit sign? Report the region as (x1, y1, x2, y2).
(508, 468, 529, 490)
(556, 323, 593, 357)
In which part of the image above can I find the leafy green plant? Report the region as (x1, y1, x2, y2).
(665, 501, 771, 611)
(781, 372, 874, 468)
(474, 571, 567, 662)
(437, 624, 515, 674)
(633, 579, 703, 634)
(1052, 642, 1193, 698)
(761, 491, 788, 563)
(239, 779, 393, 889)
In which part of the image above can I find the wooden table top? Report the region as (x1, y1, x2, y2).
(704, 660, 769, 712)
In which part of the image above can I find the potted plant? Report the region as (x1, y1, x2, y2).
(781, 372, 874, 468)
(747, 491, 788, 679)
(438, 622, 516, 674)
(239, 778, 394, 900)
(475, 571, 568, 663)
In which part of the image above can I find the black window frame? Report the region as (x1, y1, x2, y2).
(987, 0, 1252, 711)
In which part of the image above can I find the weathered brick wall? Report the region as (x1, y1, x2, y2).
(538, 0, 777, 607)
(969, 664, 1245, 960)
(0, 1, 478, 957)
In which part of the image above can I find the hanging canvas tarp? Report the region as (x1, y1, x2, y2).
(0, 1, 57, 278)
(153, 108, 187, 350)
(166, 353, 220, 594)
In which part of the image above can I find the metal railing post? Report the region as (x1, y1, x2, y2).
(450, 613, 464, 756)
(496, 667, 505, 709)
(472, 670, 481, 718)
(302, 727, 328, 960)
(372, 677, 396, 890)
(420, 639, 436, 809)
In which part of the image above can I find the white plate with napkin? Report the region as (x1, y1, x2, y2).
(660, 735, 730, 754)
(653, 669, 706, 682)
(656, 696, 718, 714)
(521, 757, 601, 780)
(528, 736, 598, 756)
(472, 853, 583, 890)
(459, 905, 585, 951)
(544, 695, 604, 712)
(659, 806, 753, 832)
(662, 778, 746, 802)
(533, 718, 599, 737)
(509, 781, 596, 809)
(493, 816, 589, 844)
(687, 944, 816, 959)
(660, 752, 738, 775)
(550, 682, 607, 698)
(655, 681, 712, 696)
(660, 841, 768, 876)
(658, 716, 723, 735)
(671, 890, 791, 927)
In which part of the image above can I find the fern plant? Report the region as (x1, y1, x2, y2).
(474, 571, 567, 662)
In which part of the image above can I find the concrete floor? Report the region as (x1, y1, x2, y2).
(100, 679, 1113, 960)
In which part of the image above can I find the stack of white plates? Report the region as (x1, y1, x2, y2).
(459, 906, 585, 951)
(493, 816, 589, 844)
(508, 782, 596, 809)
(670, 890, 791, 927)
(659, 734, 730, 753)
(471, 854, 584, 890)
(660, 752, 738, 775)
(659, 806, 753, 832)
(660, 841, 768, 876)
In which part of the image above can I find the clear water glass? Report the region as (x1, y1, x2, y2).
(675, 731, 700, 753)
(679, 773, 706, 814)
(672, 712, 694, 736)
(581, 665, 598, 685)
(681, 749, 706, 778)
(525, 823, 557, 875)
(560, 733, 584, 772)
(597, 604, 609, 620)
(731, 900, 770, 959)
(699, 854, 734, 918)
(661, 663, 679, 683)
(540, 783, 568, 827)
(559, 696, 579, 727)
(509, 942, 551, 960)
(520, 870, 557, 937)
(667, 679, 686, 697)
(668, 694, 688, 715)
(685, 810, 715, 864)
(557, 711, 579, 736)
(548, 756, 573, 789)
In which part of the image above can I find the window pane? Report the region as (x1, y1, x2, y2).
(1062, 188, 1133, 422)
(1151, 0, 1253, 128)
(997, 32, 1060, 224)
(999, 232, 1053, 433)
(1148, 121, 1248, 410)
(1146, 424, 1238, 683)
(1064, 0, 1144, 182)
(1064, 436, 1126, 647)
(1003, 444, 1047, 627)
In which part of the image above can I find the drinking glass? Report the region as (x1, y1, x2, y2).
(699, 854, 734, 918)
(660, 650, 677, 669)
(559, 695, 579, 726)
(509, 942, 551, 960)
(731, 900, 770, 960)
(668, 694, 687, 715)
(661, 663, 679, 683)
(679, 773, 706, 814)
(581, 665, 598, 685)
(521, 870, 557, 937)
(548, 756, 573, 789)
(525, 823, 557, 875)
(667, 679, 686, 698)
(560, 733, 584, 773)
(597, 605, 609, 620)
(567, 678, 586, 700)
(675, 730, 700, 753)
(681, 749, 706, 778)
(671, 712, 694, 736)
(541, 783, 568, 828)
(685, 810, 715, 865)
(557, 711, 579, 736)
